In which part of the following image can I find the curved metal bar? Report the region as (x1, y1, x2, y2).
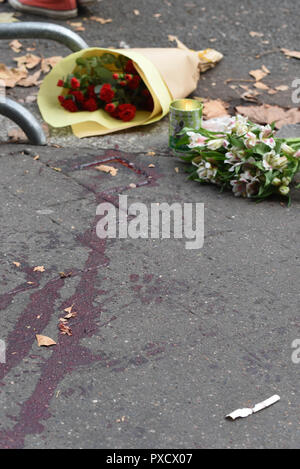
(0, 97, 46, 145)
(0, 22, 88, 52)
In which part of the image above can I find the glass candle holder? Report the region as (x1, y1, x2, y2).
(169, 99, 203, 152)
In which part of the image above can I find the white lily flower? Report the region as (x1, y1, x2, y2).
(259, 125, 273, 139)
(262, 137, 276, 149)
(187, 131, 207, 149)
(196, 161, 218, 181)
(281, 143, 295, 156)
(262, 151, 288, 171)
(206, 139, 225, 150)
(245, 132, 257, 148)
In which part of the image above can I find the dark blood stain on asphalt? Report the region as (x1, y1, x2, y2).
(0, 151, 161, 449)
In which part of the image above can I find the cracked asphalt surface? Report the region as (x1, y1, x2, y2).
(0, 0, 300, 450)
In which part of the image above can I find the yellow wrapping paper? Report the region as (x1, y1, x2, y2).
(38, 47, 222, 138)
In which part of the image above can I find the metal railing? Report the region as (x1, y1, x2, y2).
(0, 22, 88, 145)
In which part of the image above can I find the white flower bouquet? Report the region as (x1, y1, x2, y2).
(175, 115, 300, 204)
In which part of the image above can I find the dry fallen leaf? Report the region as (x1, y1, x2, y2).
(90, 16, 112, 24)
(18, 69, 41, 87)
(249, 66, 270, 82)
(249, 31, 264, 37)
(236, 104, 300, 129)
(13, 261, 21, 268)
(33, 265, 45, 272)
(9, 40, 22, 53)
(95, 165, 118, 176)
(254, 82, 269, 90)
(203, 99, 230, 119)
(40, 56, 63, 74)
(36, 334, 57, 347)
(14, 54, 41, 70)
(0, 12, 18, 23)
(64, 311, 77, 319)
(59, 323, 72, 336)
(64, 305, 74, 314)
(275, 85, 289, 91)
(7, 127, 27, 142)
(281, 48, 300, 60)
(133, 9, 140, 15)
(0, 63, 28, 88)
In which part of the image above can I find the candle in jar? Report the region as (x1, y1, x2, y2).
(169, 99, 203, 151)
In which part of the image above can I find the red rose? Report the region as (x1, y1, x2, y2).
(125, 74, 133, 81)
(70, 90, 85, 103)
(87, 85, 96, 98)
(61, 99, 78, 112)
(100, 83, 115, 102)
(57, 80, 64, 87)
(128, 75, 141, 90)
(83, 98, 98, 112)
(119, 81, 127, 87)
(70, 77, 80, 89)
(105, 103, 117, 114)
(125, 60, 136, 74)
(118, 103, 136, 122)
(112, 73, 120, 80)
(58, 95, 65, 104)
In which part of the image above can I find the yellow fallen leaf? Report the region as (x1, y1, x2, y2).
(0, 12, 18, 23)
(33, 266, 45, 272)
(254, 82, 269, 90)
(95, 165, 118, 176)
(281, 48, 300, 60)
(13, 261, 21, 268)
(90, 16, 112, 24)
(36, 334, 56, 347)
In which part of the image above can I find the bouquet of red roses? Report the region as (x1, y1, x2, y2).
(56, 53, 153, 122)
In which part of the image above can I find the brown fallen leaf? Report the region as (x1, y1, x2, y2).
(95, 164, 118, 176)
(13, 261, 21, 268)
(14, 54, 41, 70)
(235, 104, 300, 129)
(249, 66, 270, 82)
(281, 48, 300, 60)
(36, 334, 57, 347)
(59, 323, 72, 336)
(64, 311, 77, 319)
(18, 69, 41, 87)
(9, 40, 22, 53)
(64, 305, 74, 314)
(0, 12, 18, 23)
(40, 56, 63, 74)
(203, 99, 230, 119)
(133, 9, 140, 15)
(275, 85, 289, 92)
(249, 31, 264, 37)
(0, 63, 28, 88)
(7, 127, 27, 142)
(90, 16, 112, 24)
(59, 271, 72, 279)
(33, 265, 45, 272)
(254, 82, 269, 90)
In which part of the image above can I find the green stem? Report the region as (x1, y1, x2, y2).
(287, 138, 300, 145)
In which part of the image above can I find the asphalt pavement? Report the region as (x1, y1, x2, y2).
(0, 0, 299, 450)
